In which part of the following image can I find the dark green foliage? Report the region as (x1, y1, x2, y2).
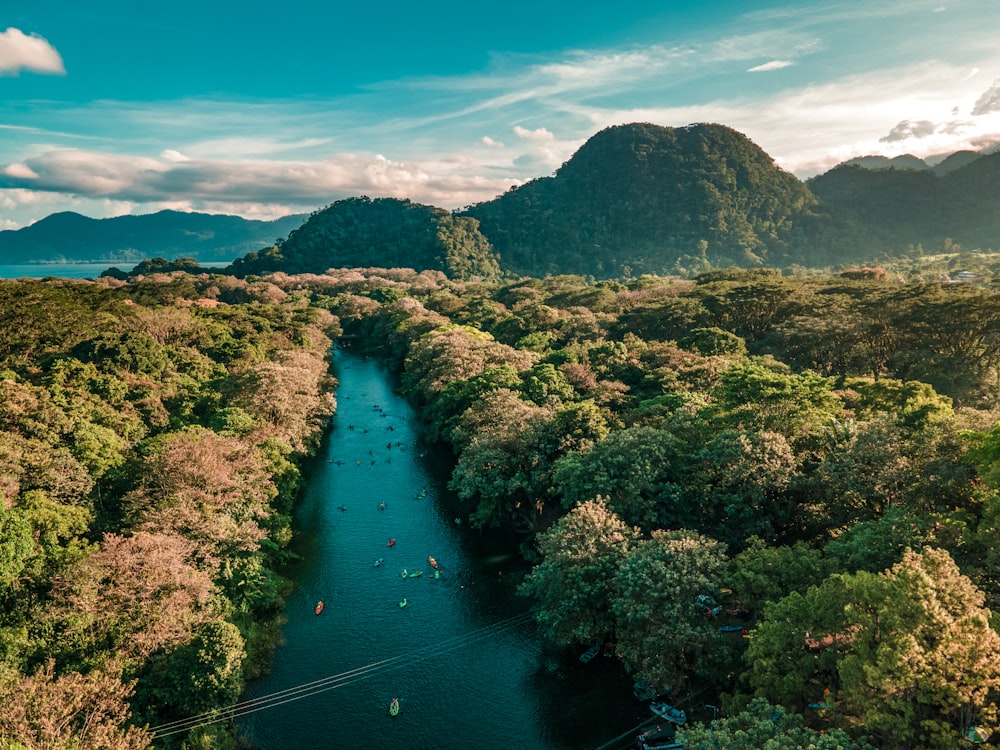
(229, 197, 501, 280)
(808, 153, 1000, 256)
(464, 122, 818, 277)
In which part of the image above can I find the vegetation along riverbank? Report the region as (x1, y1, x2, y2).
(3, 264, 1000, 748)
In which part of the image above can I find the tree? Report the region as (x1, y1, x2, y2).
(725, 537, 826, 623)
(745, 548, 1000, 749)
(133, 620, 245, 724)
(612, 529, 728, 689)
(518, 499, 639, 646)
(687, 428, 798, 546)
(709, 359, 841, 445)
(677, 698, 872, 749)
(552, 425, 685, 529)
(49, 531, 217, 665)
(0, 659, 152, 750)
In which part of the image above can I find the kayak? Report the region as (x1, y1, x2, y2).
(315, 601, 324, 615)
(387, 538, 396, 547)
(399, 598, 408, 608)
(407, 570, 423, 578)
(373, 558, 384, 567)
(389, 697, 400, 716)
(428, 556, 439, 569)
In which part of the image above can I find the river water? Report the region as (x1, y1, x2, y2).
(238, 351, 643, 749)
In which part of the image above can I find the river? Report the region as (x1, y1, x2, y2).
(238, 351, 644, 749)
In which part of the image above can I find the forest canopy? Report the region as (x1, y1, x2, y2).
(4, 265, 1000, 749)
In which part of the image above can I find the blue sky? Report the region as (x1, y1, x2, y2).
(2, 0, 1000, 229)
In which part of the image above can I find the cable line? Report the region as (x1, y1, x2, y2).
(148, 611, 533, 738)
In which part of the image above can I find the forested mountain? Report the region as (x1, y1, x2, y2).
(228, 196, 502, 281)
(462, 122, 819, 277)
(808, 151, 1000, 257)
(0, 210, 307, 264)
(13, 123, 1000, 280)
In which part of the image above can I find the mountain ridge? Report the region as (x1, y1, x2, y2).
(0, 209, 308, 264)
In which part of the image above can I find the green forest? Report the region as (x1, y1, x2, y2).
(3, 264, 1000, 749)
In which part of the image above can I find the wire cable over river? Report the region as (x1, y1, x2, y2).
(148, 611, 534, 738)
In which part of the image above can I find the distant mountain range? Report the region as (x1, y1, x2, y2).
(0, 210, 308, 265)
(7, 124, 1000, 278)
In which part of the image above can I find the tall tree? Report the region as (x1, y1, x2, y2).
(519, 499, 639, 646)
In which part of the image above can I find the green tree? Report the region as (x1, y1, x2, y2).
(746, 548, 1000, 749)
(724, 537, 826, 623)
(612, 529, 728, 689)
(518, 499, 639, 646)
(134, 620, 245, 724)
(552, 425, 685, 529)
(677, 698, 872, 749)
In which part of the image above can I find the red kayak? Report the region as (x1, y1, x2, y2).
(315, 600, 324, 615)
(387, 538, 397, 547)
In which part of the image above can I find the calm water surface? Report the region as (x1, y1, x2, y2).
(239, 351, 642, 749)
(0, 262, 230, 279)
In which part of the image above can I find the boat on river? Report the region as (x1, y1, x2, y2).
(373, 558, 384, 567)
(399, 598, 408, 608)
(389, 697, 400, 716)
(387, 538, 396, 547)
(428, 556, 439, 569)
(315, 601, 324, 615)
(650, 702, 686, 725)
(579, 645, 600, 663)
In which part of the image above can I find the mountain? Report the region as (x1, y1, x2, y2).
(227, 196, 501, 281)
(0, 210, 308, 264)
(461, 122, 819, 277)
(807, 151, 1000, 254)
(842, 154, 931, 171)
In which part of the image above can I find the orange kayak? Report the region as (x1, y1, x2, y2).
(315, 601, 324, 615)
(428, 556, 439, 569)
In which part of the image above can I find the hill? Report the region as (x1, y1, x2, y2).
(0, 210, 308, 264)
(461, 122, 819, 277)
(228, 196, 501, 281)
(807, 151, 1000, 255)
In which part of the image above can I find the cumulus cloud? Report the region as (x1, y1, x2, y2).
(747, 60, 794, 72)
(0, 28, 65, 76)
(513, 125, 555, 141)
(972, 78, 1000, 116)
(481, 136, 505, 148)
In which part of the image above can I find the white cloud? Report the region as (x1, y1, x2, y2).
(747, 60, 794, 73)
(972, 78, 1000, 115)
(0, 147, 522, 213)
(4, 162, 38, 179)
(481, 136, 505, 148)
(0, 28, 65, 76)
(161, 149, 190, 162)
(513, 125, 555, 141)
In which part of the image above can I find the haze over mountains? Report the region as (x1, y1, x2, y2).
(5, 122, 1000, 278)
